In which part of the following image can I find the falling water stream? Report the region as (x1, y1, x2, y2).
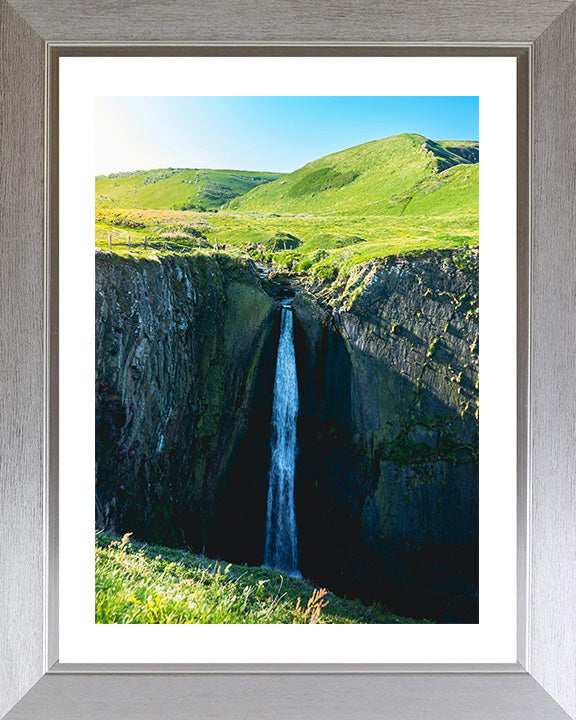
(263, 301, 301, 577)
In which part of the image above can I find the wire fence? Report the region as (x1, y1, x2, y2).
(105, 233, 223, 253)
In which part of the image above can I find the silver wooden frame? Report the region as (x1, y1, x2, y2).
(1, 2, 575, 718)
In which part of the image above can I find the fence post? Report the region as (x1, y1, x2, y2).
(127, 235, 131, 250)
(108, 233, 112, 250)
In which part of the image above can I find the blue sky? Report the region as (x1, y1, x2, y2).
(95, 96, 478, 176)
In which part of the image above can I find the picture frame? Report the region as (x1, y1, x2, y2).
(0, 1, 574, 718)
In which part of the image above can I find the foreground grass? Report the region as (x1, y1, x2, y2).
(96, 533, 431, 625)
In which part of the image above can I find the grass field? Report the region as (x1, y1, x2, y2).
(96, 533, 431, 624)
(95, 207, 478, 285)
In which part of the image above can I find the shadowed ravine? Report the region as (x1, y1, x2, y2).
(95, 248, 478, 622)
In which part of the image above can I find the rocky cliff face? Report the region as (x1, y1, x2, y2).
(292, 248, 478, 621)
(95, 251, 274, 549)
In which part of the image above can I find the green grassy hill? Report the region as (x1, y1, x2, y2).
(225, 133, 478, 216)
(96, 533, 431, 624)
(96, 168, 284, 211)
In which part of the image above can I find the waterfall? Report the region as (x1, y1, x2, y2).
(263, 302, 301, 577)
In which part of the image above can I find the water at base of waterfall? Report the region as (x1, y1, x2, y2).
(263, 302, 301, 579)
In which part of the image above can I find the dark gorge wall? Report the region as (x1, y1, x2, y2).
(292, 249, 479, 622)
(208, 309, 282, 567)
(95, 251, 274, 549)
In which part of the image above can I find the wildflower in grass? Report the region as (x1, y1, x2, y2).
(293, 588, 329, 624)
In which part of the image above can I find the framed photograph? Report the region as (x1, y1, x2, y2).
(1, 2, 575, 719)
(59, 56, 511, 663)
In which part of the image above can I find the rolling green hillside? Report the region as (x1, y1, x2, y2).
(94, 133, 478, 286)
(96, 168, 284, 211)
(225, 133, 478, 216)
